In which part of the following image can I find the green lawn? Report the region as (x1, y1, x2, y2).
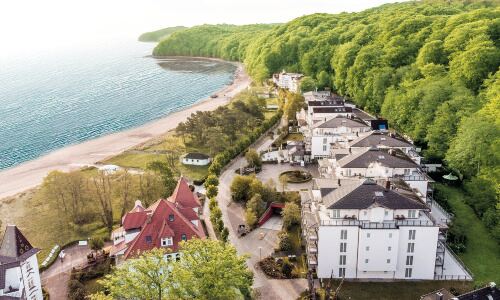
(435, 184, 500, 283)
(316, 280, 474, 300)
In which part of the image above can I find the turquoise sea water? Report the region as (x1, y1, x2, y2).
(0, 41, 236, 170)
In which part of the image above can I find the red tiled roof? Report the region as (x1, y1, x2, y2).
(122, 211, 148, 231)
(170, 177, 201, 208)
(123, 199, 205, 259)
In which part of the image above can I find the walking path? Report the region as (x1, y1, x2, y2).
(41, 244, 90, 300)
(216, 127, 307, 300)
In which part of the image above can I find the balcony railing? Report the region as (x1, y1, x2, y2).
(319, 219, 435, 227)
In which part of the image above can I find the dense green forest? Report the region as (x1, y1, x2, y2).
(138, 26, 187, 42)
(153, 1, 500, 241)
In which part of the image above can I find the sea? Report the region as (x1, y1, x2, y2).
(0, 41, 236, 170)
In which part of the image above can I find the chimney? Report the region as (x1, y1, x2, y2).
(435, 291, 444, 300)
(338, 179, 341, 186)
(385, 181, 391, 190)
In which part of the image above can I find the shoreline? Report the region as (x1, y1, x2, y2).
(0, 59, 250, 200)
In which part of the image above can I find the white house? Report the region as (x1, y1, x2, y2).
(301, 179, 441, 280)
(272, 71, 303, 93)
(0, 225, 43, 300)
(182, 153, 211, 166)
(309, 116, 372, 159)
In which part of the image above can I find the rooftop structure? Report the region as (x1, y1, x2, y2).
(0, 225, 43, 299)
(110, 177, 205, 263)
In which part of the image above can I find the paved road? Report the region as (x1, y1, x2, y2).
(41, 244, 89, 300)
(217, 130, 308, 300)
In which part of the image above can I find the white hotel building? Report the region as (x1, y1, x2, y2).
(301, 179, 473, 281)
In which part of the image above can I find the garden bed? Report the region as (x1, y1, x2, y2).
(279, 170, 312, 183)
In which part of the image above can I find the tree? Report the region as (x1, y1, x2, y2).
(282, 202, 301, 229)
(115, 169, 134, 218)
(278, 231, 292, 251)
(245, 148, 262, 168)
(279, 174, 288, 192)
(299, 76, 317, 93)
(221, 227, 229, 242)
(96, 248, 173, 300)
(245, 209, 258, 228)
(204, 174, 219, 189)
(230, 175, 255, 203)
(205, 185, 218, 198)
(91, 172, 114, 232)
(170, 239, 253, 299)
(316, 70, 331, 89)
(89, 236, 104, 251)
(147, 161, 177, 196)
(247, 193, 266, 217)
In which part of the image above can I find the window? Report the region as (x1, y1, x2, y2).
(365, 259, 369, 264)
(408, 230, 416, 240)
(405, 268, 413, 278)
(181, 234, 187, 241)
(389, 233, 393, 238)
(407, 243, 415, 253)
(323, 138, 327, 144)
(323, 145, 327, 152)
(404, 169, 410, 175)
(332, 210, 341, 218)
(363, 211, 368, 216)
(340, 230, 347, 240)
(339, 255, 346, 265)
(385, 210, 389, 216)
(388, 246, 392, 251)
(365, 246, 370, 251)
(340, 243, 347, 253)
(145, 235, 152, 244)
(338, 268, 346, 277)
(161, 237, 173, 247)
(387, 259, 391, 264)
(406, 256, 413, 266)
(169, 214, 174, 221)
(367, 233, 371, 238)
(408, 210, 416, 218)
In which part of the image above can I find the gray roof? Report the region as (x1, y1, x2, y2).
(351, 131, 413, 148)
(313, 107, 352, 114)
(457, 284, 500, 300)
(324, 180, 428, 210)
(184, 152, 210, 160)
(338, 148, 418, 169)
(352, 108, 376, 121)
(315, 116, 369, 129)
(0, 225, 36, 259)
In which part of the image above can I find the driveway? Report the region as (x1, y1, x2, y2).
(217, 130, 308, 300)
(41, 244, 89, 300)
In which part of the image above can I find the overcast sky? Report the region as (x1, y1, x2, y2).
(0, 0, 404, 57)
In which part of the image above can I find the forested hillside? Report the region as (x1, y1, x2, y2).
(138, 26, 188, 42)
(153, 1, 500, 241)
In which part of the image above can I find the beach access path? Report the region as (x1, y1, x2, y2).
(0, 61, 250, 200)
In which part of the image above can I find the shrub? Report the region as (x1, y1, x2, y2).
(89, 236, 104, 251)
(281, 261, 294, 278)
(204, 175, 219, 188)
(208, 198, 218, 210)
(278, 231, 292, 252)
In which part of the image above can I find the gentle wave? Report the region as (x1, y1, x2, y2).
(0, 42, 236, 170)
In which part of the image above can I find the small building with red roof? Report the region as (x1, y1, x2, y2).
(110, 177, 205, 264)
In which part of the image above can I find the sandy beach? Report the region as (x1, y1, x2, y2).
(0, 61, 250, 200)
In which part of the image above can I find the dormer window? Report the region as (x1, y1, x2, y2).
(169, 214, 174, 221)
(181, 234, 187, 241)
(332, 210, 341, 218)
(408, 210, 416, 218)
(161, 237, 173, 247)
(145, 235, 152, 244)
